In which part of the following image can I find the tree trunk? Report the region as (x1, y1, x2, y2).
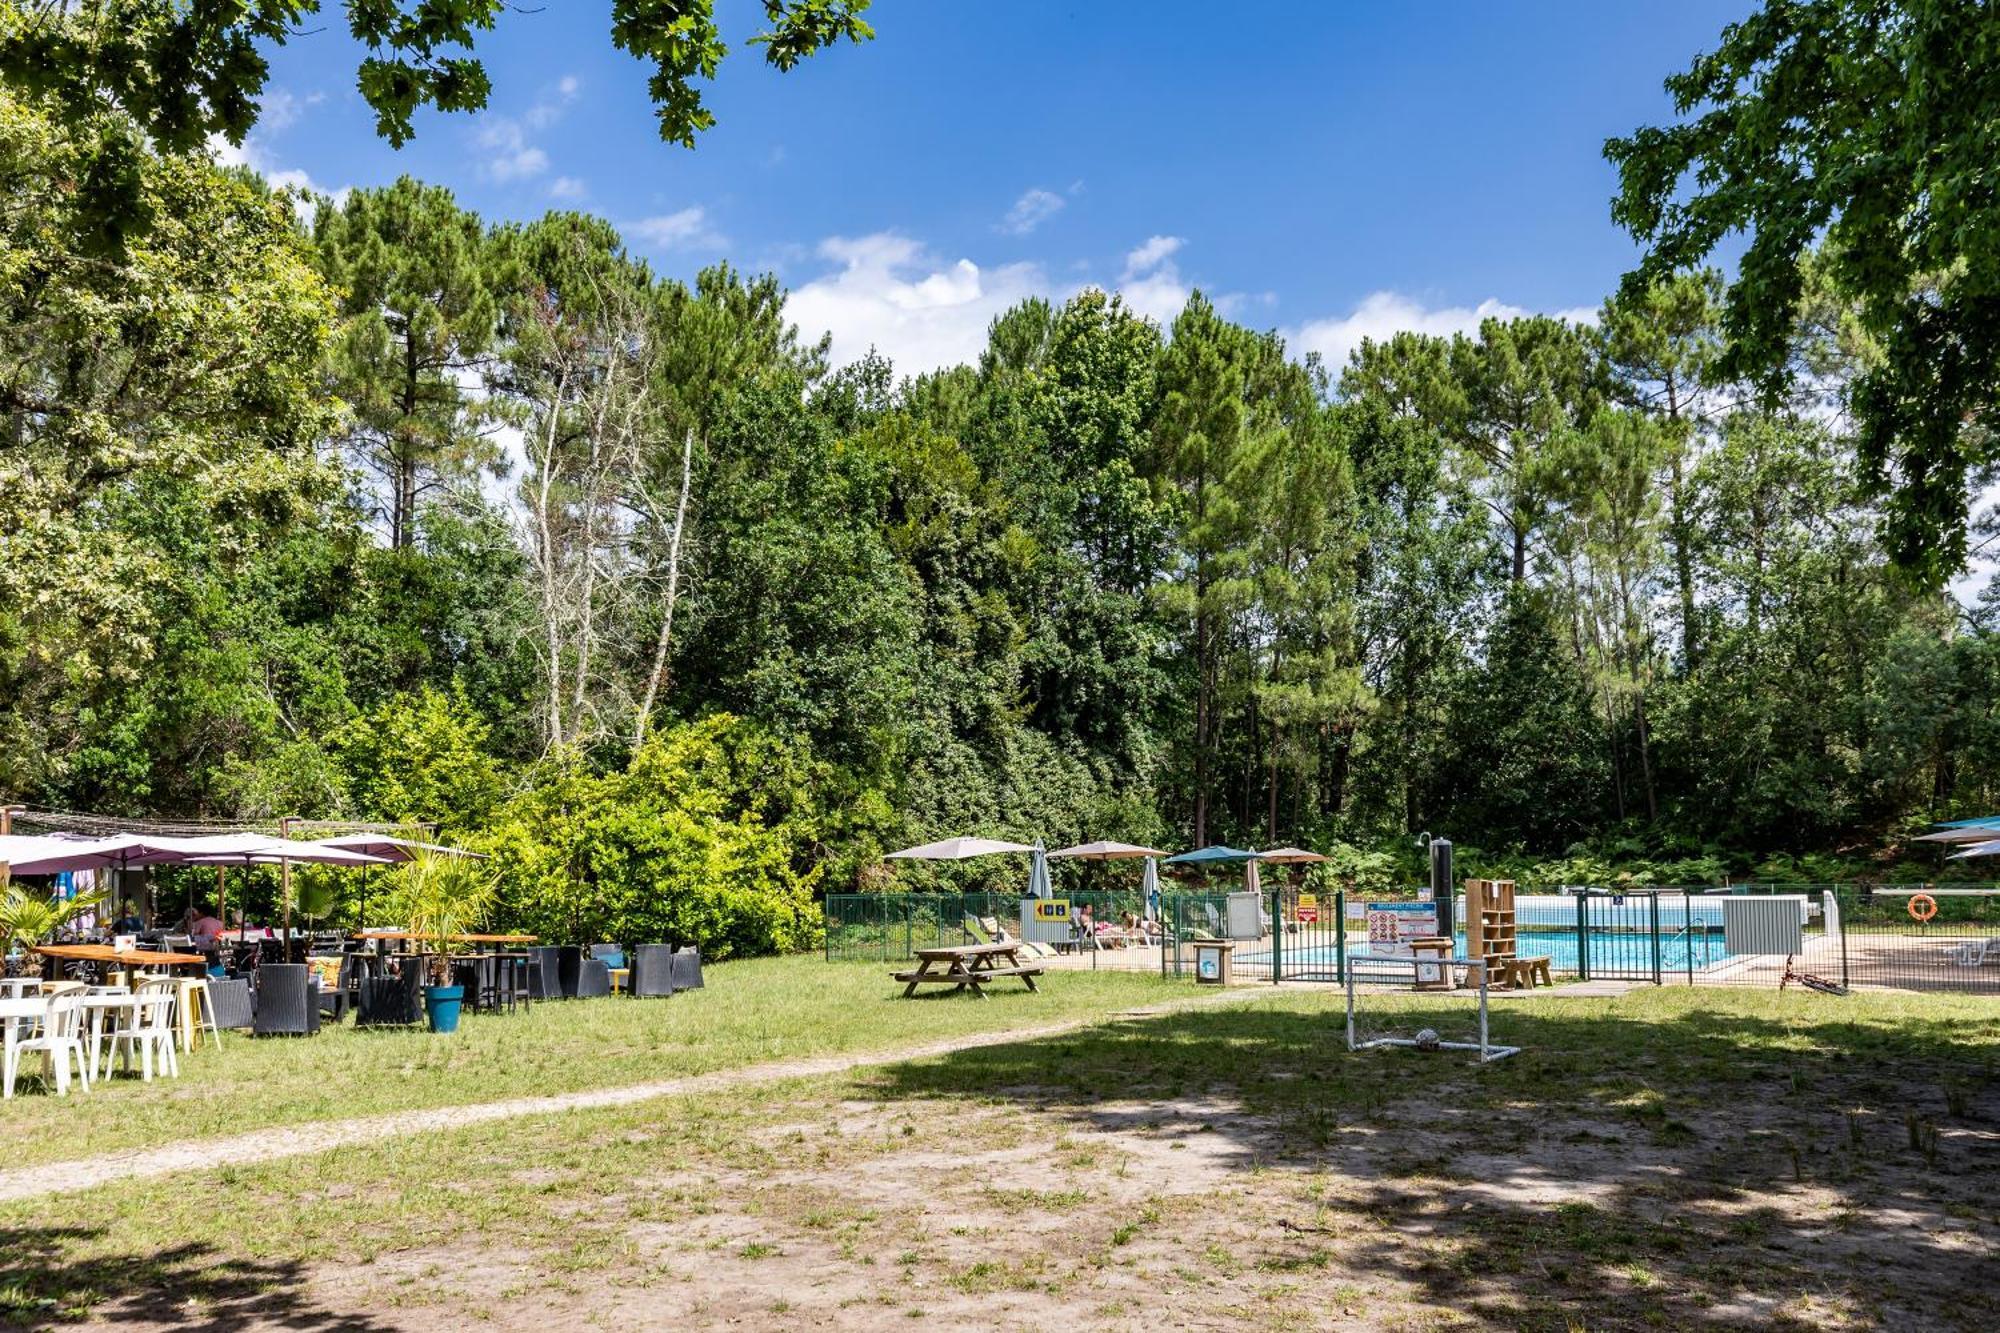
(634, 428, 696, 747)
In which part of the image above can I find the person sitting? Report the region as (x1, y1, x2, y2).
(185, 906, 227, 948)
(111, 907, 144, 935)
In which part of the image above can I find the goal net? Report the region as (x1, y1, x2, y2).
(1343, 954, 1520, 1064)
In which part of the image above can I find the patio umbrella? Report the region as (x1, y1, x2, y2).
(184, 837, 390, 946)
(1245, 857, 1261, 895)
(1255, 847, 1328, 864)
(885, 837, 1035, 860)
(1141, 856, 1160, 921)
(1046, 840, 1169, 859)
(1947, 839, 2000, 859)
(312, 834, 484, 930)
(1027, 839, 1052, 899)
(1163, 845, 1259, 865)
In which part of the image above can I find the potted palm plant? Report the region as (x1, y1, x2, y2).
(399, 851, 498, 1034)
(0, 872, 108, 977)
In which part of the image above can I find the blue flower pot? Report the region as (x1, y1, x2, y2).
(425, 984, 465, 1034)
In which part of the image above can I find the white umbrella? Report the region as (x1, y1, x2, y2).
(313, 834, 482, 861)
(885, 837, 1035, 860)
(1245, 858, 1261, 896)
(1047, 840, 1169, 860)
(1028, 839, 1052, 900)
(1142, 856, 1160, 922)
(1947, 839, 2000, 859)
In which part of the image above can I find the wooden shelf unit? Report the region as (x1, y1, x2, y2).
(1463, 878, 1518, 986)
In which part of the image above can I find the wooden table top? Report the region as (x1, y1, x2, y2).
(914, 941, 1020, 960)
(32, 944, 210, 967)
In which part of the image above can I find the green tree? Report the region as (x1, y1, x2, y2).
(315, 178, 505, 550)
(1608, 0, 2000, 580)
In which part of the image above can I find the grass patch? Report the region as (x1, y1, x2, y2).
(0, 957, 1179, 1169)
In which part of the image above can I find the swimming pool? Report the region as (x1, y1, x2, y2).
(1242, 927, 1736, 977)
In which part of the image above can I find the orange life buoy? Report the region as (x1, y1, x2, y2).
(1908, 892, 1938, 923)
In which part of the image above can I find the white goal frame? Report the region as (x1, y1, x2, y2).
(1343, 954, 1521, 1064)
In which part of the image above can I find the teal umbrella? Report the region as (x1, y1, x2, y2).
(1163, 845, 1259, 865)
(1027, 839, 1052, 899)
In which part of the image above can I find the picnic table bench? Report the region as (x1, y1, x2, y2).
(893, 942, 1043, 998)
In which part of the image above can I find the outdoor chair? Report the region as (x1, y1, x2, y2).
(103, 978, 179, 1082)
(308, 954, 350, 1024)
(252, 964, 320, 1037)
(558, 947, 612, 999)
(627, 944, 675, 998)
(671, 946, 704, 991)
(356, 963, 424, 1027)
(526, 946, 562, 1000)
(497, 953, 533, 1011)
(4, 991, 91, 1097)
(205, 978, 254, 1031)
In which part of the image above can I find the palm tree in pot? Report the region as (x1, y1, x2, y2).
(1, 869, 107, 978)
(399, 851, 498, 1034)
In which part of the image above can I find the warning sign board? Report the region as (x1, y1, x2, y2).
(1296, 906, 1320, 924)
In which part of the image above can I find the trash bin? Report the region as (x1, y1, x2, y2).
(1192, 940, 1235, 985)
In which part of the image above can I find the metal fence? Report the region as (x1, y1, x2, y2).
(824, 882, 2000, 994)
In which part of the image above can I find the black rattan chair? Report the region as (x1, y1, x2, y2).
(252, 964, 319, 1037)
(526, 946, 561, 1000)
(628, 944, 675, 998)
(671, 946, 704, 991)
(356, 962, 425, 1027)
(205, 977, 254, 1031)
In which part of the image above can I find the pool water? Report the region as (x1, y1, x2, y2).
(1243, 928, 1735, 976)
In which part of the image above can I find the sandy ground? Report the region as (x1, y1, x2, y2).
(50, 994, 2000, 1333)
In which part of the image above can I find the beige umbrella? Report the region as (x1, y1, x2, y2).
(886, 837, 1034, 860)
(1256, 847, 1329, 864)
(1047, 841, 1168, 859)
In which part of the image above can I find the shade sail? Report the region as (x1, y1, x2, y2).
(1163, 845, 1259, 865)
(1256, 846, 1328, 864)
(885, 837, 1035, 860)
(1047, 840, 1168, 860)
(313, 833, 483, 861)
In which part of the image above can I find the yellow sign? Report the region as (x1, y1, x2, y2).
(1299, 893, 1317, 910)
(1032, 899, 1071, 923)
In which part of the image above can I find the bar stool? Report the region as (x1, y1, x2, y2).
(167, 975, 221, 1051)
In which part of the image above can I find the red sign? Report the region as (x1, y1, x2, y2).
(1296, 906, 1320, 924)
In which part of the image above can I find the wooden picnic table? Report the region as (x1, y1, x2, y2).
(893, 942, 1043, 998)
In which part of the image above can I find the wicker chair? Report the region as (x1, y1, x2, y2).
(627, 944, 675, 998)
(251, 964, 320, 1037)
(671, 946, 704, 992)
(526, 946, 562, 1001)
(356, 963, 424, 1027)
(204, 978, 254, 1031)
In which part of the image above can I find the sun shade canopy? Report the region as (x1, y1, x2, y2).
(1255, 846, 1328, 864)
(885, 837, 1035, 860)
(1047, 840, 1168, 859)
(1163, 845, 1260, 865)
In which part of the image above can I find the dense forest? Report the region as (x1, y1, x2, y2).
(3, 70, 1997, 946)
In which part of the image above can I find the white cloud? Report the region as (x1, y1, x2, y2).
(787, 233, 1058, 375)
(255, 88, 323, 134)
(628, 207, 726, 252)
(206, 133, 348, 220)
(476, 116, 549, 182)
(1123, 235, 1184, 279)
(548, 176, 587, 201)
(477, 77, 580, 183)
(1287, 292, 1598, 372)
(1115, 234, 1189, 324)
(999, 187, 1065, 236)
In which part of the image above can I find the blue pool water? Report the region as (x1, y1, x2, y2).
(1242, 928, 1735, 976)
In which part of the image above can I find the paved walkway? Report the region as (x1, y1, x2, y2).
(0, 987, 1273, 1204)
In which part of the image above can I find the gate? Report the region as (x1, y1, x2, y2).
(1576, 890, 1664, 983)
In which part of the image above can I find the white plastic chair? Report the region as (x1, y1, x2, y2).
(4, 992, 92, 1097)
(103, 978, 180, 1082)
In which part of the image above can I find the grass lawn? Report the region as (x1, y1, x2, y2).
(0, 957, 1181, 1170)
(1, 982, 1994, 1330)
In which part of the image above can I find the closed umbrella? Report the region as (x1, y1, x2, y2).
(1027, 839, 1052, 900)
(1142, 856, 1160, 922)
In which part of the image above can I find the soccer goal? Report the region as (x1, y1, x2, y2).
(1343, 954, 1521, 1064)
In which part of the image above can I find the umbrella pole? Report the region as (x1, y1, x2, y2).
(217, 866, 226, 928)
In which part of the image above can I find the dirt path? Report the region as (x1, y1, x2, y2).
(0, 987, 1273, 1205)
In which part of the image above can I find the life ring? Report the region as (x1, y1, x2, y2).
(1908, 892, 1938, 923)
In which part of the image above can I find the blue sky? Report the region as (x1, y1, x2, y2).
(232, 1, 1751, 375)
